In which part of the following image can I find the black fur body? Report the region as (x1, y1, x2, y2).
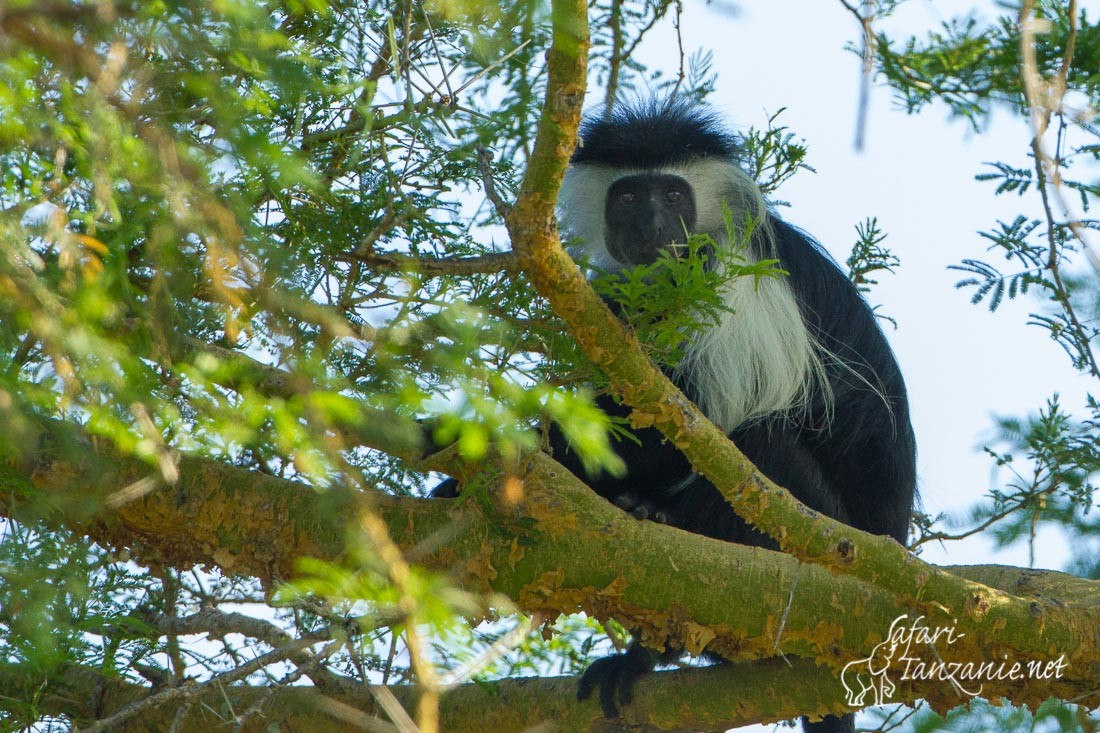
(557, 215, 916, 546)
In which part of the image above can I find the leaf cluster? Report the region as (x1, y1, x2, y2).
(876, 3, 1100, 128)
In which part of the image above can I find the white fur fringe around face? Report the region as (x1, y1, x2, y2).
(557, 157, 829, 433)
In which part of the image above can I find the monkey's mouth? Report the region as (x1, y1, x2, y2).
(607, 240, 659, 266)
(610, 239, 698, 267)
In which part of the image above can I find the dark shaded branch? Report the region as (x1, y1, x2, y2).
(0, 658, 867, 733)
(345, 249, 520, 276)
(477, 144, 512, 220)
(79, 639, 321, 733)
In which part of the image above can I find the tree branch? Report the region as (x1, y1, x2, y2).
(4, 428, 1097, 719)
(0, 658, 867, 733)
(345, 249, 521, 276)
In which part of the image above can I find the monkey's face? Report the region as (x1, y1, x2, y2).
(603, 173, 697, 266)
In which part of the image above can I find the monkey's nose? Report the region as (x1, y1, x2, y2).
(651, 211, 664, 234)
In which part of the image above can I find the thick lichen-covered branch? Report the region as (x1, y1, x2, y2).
(5, 434, 1098, 719)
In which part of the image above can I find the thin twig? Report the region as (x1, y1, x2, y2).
(910, 495, 1036, 548)
(452, 39, 533, 97)
(346, 249, 520, 276)
(604, 0, 624, 117)
(771, 564, 800, 664)
(477, 145, 511, 220)
(439, 614, 541, 690)
(672, 0, 685, 95)
(1018, 0, 1100, 380)
(77, 639, 321, 733)
(838, 0, 876, 151)
(168, 699, 195, 733)
(419, 3, 455, 104)
(622, 2, 677, 77)
(231, 638, 346, 731)
(315, 696, 404, 733)
(366, 683, 419, 733)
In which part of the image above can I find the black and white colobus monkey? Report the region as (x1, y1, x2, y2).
(437, 99, 916, 733)
(560, 100, 917, 733)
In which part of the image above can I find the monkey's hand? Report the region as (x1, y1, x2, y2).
(612, 492, 673, 524)
(576, 642, 657, 718)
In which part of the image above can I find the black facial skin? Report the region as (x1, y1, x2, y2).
(604, 173, 697, 266)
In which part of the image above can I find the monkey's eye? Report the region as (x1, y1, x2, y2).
(617, 191, 638, 205)
(665, 187, 684, 204)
